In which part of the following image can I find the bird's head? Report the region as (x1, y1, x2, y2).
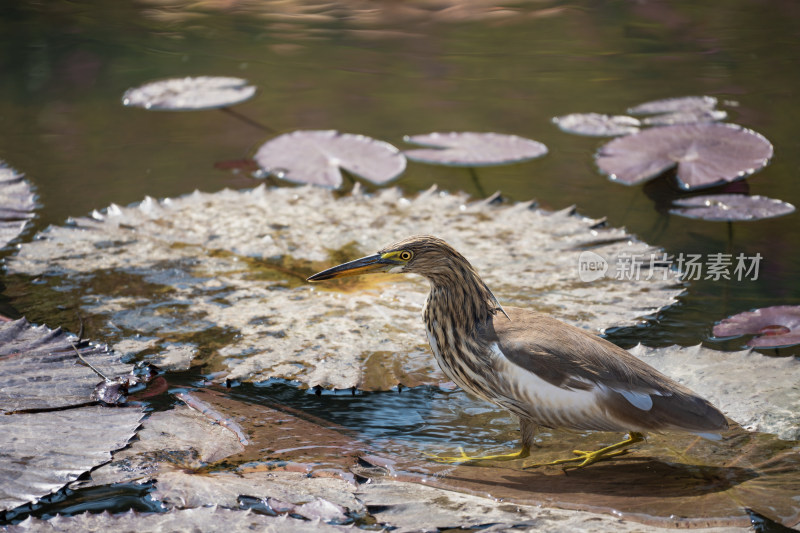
(307, 235, 466, 282)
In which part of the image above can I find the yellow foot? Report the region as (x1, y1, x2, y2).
(525, 432, 645, 470)
(425, 446, 530, 465)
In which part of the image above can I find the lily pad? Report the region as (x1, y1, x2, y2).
(403, 132, 547, 166)
(712, 306, 800, 348)
(0, 162, 36, 251)
(596, 123, 773, 190)
(628, 95, 719, 115)
(552, 113, 640, 137)
(5, 186, 681, 390)
(8, 507, 354, 533)
(77, 404, 245, 488)
(0, 406, 144, 512)
(642, 109, 728, 126)
(253, 130, 406, 188)
(121, 76, 257, 111)
(0, 318, 133, 412)
(669, 194, 795, 222)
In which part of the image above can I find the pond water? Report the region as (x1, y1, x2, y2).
(1, 0, 799, 526)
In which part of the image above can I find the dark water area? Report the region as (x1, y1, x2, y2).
(1, 0, 799, 524)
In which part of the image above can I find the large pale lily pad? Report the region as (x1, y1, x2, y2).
(552, 113, 640, 137)
(403, 132, 547, 166)
(0, 162, 36, 250)
(670, 193, 795, 222)
(121, 76, 256, 111)
(0, 406, 144, 512)
(6, 186, 681, 390)
(596, 123, 773, 190)
(713, 306, 800, 348)
(254, 130, 406, 188)
(0, 318, 133, 412)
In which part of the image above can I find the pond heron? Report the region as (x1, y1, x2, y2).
(308, 235, 728, 468)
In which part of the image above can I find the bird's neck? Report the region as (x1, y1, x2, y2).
(424, 268, 500, 333)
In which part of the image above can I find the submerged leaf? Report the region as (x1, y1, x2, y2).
(669, 194, 795, 222)
(0, 406, 143, 512)
(122, 76, 256, 111)
(552, 113, 640, 137)
(596, 123, 773, 189)
(254, 130, 406, 188)
(713, 306, 800, 348)
(0, 162, 36, 250)
(403, 132, 547, 166)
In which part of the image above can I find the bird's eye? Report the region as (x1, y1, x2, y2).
(399, 250, 413, 261)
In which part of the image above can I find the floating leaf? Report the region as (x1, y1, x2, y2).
(254, 130, 406, 188)
(713, 306, 800, 348)
(669, 194, 795, 222)
(0, 162, 35, 250)
(357, 480, 711, 532)
(133, 389, 702, 532)
(403, 132, 547, 166)
(628, 95, 719, 115)
(374, 425, 800, 529)
(121, 76, 256, 111)
(9, 507, 354, 533)
(6, 186, 682, 390)
(642, 109, 728, 126)
(0, 406, 143, 512)
(552, 113, 640, 137)
(78, 404, 246, 488)
(596, 123, 773, 189)
(0, 318, 133, 412)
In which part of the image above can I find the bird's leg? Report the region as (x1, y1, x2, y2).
(426, 445, 530, 464)
(426, 418, 536, 465)
(525, 431, 645, 470)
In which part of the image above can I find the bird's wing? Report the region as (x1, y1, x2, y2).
(479, 307, 728, 432)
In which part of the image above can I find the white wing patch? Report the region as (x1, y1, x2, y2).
(613, 388, 654, 411)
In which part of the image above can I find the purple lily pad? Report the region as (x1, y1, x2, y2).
(254, 130, 406, 188)
(596, 123, 773, 190)
(713, 306, 800, 348)
(628, 95, 718, 115)
(552, 113, 640, 137)
(0, 162, 36, 250)
(403, 132, 547, 167)
(122, 76, 257, 111)
(670, 194, 795, 222)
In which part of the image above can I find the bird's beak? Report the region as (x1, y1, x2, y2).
(307, 254, 396, 281)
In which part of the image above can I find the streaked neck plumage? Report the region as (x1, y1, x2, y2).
(420, 255, 505, 400)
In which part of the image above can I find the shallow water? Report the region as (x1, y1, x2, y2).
(1, 0, 799, 525)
